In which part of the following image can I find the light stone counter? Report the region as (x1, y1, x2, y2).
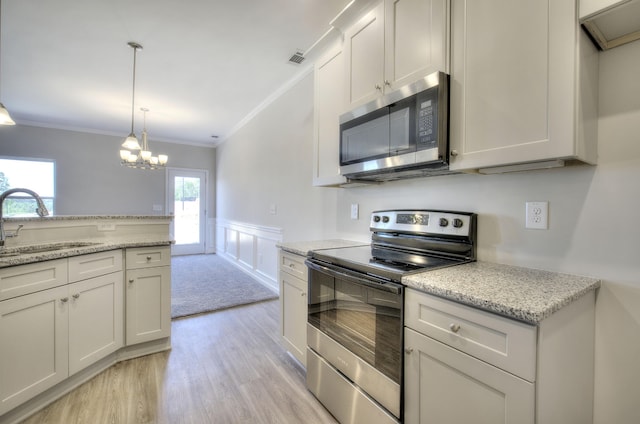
(0, 236, 173, 268)
(403, 261, 600, 324)
(0, 215, 173, 268)
(277, 239, 367, 257)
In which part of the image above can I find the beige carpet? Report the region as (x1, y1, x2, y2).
(171, 254, 278, 319)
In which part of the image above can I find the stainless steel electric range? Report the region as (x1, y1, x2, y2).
(305, 209, 477, 424)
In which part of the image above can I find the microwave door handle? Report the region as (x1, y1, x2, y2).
(305, 260, 402, 295)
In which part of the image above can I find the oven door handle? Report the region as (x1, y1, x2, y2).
(305, 259, 403, 295)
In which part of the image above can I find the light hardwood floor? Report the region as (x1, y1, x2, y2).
(21, 300, 338, 424)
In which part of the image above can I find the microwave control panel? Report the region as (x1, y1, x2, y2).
(416, 87, 438, 148)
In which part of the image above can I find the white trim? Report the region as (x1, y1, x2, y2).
(219, 65, 314, 143)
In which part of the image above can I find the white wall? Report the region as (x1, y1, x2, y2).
(216, 41, 640, 423)
(0, 125, 216, 217)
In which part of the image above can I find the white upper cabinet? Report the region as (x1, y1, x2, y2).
(580, 0, 640, 50)
(344, 0, 449, 110)
(384, 0, 449, 90)
(449, 0, 599, 173)
(313, 45, 347, 186)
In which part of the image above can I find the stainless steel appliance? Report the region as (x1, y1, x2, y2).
(306, 209, 477, 424)
(339, 72, 450, 182)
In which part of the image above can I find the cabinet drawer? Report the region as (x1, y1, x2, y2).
(68, 250, 123, 283)
(280, 252, 307, 281)
(405, 288, 537, 382)
(0, 259, 68, 301)
(126, 246, 171, 270)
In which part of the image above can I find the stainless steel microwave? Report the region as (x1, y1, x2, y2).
(339, 72, 450, 182)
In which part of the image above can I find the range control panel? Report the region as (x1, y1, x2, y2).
(370, 210, 474, 237)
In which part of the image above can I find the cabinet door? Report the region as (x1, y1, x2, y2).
(0, 286, 69, 415)
(449, 0, 586, 171)
(313, 45, 347, 186)
(280, 271, 307, 366)
(344, 2, 385, 109)
(68, 271, 124, 375)
(384, 0, 449, 90)
(125, 266, 171, 345)
(404, 327, 534, 424)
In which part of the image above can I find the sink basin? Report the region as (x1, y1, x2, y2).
(0, 242, 101, 258)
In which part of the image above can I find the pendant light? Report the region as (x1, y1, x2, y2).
(121, 42, 142, 150)
(120, 108, 168, 169)
(0, 0, 16, 125)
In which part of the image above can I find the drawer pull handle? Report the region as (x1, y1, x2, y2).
(405, 347, 414, 355)
(60, 297, 69, 303)
(449, 323, 461, 333)
(72, 294, 80, 299)
(289, 263, 295, 268)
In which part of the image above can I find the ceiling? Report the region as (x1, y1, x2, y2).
(0, 0, 354, 147)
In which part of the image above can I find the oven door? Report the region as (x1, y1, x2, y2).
(305, 259, 403, 420)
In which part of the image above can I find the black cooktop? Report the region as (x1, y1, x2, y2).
(309, 245, 464, 283)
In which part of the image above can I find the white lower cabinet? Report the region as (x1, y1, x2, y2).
(278, 251, 308, 366)
(404, 287, 595, 424)
(0, 285, 69, 415)
(0, 250, 124, 416)
(404, 327, 534, 424)
(68, 271, 124, 375)
(125, 247, 171, 345)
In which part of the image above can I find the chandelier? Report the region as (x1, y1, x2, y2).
(120, 107, 167, 169)
(118, 42, 168, 170)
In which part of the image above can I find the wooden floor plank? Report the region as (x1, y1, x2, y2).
(20, 300, 337, 424)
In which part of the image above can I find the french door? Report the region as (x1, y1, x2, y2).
(166, 168, 207, 256)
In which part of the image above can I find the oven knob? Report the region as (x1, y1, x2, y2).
(382, 216, 390, 223)
(373, 215, 381, 223)
(453, 218, 464, 228)
(439, 218, 449, 227)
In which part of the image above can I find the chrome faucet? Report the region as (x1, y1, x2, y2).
(0, 188, 50, 247)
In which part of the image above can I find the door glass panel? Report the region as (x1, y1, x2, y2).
(173, 176, 200, 245)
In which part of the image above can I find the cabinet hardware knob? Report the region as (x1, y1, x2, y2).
(129, 279, 135, 284)
(146, 256, 152, 261)
(450, 323, 461, 333)
(301, 292, 306, 297)
(72, 294, 80, 299)
(384, 80, 391, 86)
(405, 347, 414, 355)
(375, 84, 382, 91)
(450, 150, 459, 157)
(289, 263, 295, 268)
(60, 297, 69, 303)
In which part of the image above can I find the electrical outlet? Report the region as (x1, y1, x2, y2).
(526, 201, 548, 229)
(350, 203, 359, 220)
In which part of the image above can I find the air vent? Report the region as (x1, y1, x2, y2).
(288, 51, 305, 64)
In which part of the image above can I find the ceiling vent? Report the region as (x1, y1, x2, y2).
(288, 50, 305, 64)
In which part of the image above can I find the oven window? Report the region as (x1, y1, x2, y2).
(308, 267, 403, 384)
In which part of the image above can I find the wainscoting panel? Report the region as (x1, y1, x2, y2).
(215, 219, 283, 292)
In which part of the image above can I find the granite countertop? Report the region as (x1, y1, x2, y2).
(0, 236, 173, 268)
(2, 215, 173, 222)
(403, 261, 601, 324)
(277, 239, 368, 256)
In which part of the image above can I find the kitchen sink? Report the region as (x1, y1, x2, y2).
(0, 241, 101, 257)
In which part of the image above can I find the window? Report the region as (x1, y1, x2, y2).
(0, 157, 55, 217)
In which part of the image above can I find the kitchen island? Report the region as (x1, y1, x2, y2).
(0, 215, 173, 424)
